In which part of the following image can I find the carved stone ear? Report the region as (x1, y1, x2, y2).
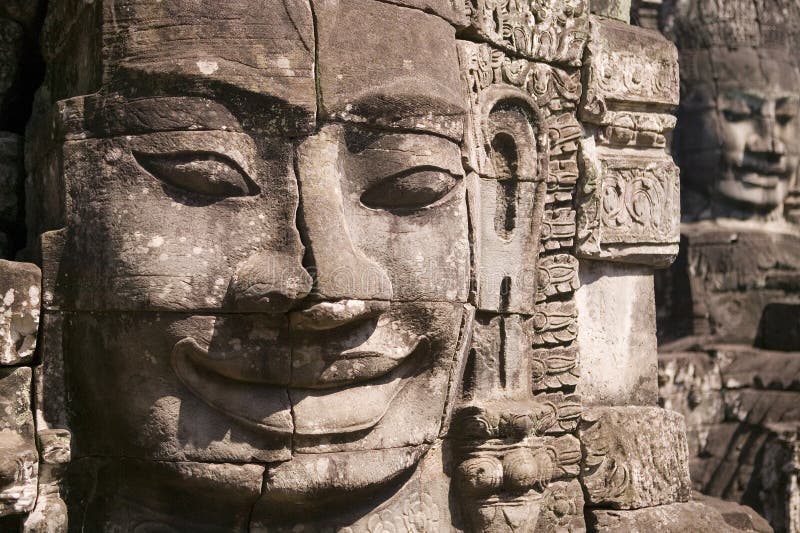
(466, 86, 550, 315)
(473, 85, 549, 183)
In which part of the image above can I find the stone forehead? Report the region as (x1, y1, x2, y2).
(678, 46, 800, 93)
(663, 0, 800, 50)
(44, 0, 466, 138)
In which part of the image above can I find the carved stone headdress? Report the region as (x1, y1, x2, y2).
(661, 0, 799, 51)
(660, 0, 800, 103)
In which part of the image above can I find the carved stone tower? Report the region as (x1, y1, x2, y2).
(0, 0, 774, 531)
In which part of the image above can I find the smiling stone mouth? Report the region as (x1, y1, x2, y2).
(738, 172, 784, 189)
(170, 304, 429, 436)
(735, 157, 789, 181)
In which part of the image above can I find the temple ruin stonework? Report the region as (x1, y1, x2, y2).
(0, 0, 780, 531)
(653, 1, 800, 532)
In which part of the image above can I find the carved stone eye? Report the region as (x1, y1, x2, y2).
(776, 111, 796, 125)
(134, 152, 259, 198)
(360, 167, 459, 211)
(722, 109, 751, 122)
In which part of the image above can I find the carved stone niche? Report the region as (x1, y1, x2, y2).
(577, 15, 680, 267)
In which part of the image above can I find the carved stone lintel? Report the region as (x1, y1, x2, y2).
(577, 145, 680, 266)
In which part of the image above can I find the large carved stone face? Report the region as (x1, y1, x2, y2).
(677, 49, 800, 213)
(51, 0, 470, 519)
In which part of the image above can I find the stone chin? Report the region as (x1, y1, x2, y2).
(253, 445, 432, 524)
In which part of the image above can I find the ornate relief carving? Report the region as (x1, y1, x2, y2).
(461, 0, 590, 66)
(577, 16, 681, 266)
(579, 406, 692, 509)
(541, 208, 575, 250)
(531, 345, 579, 391)
(528, 301, 577, 346)
(339, 493, 441, 533)
(536, 254, 579, 301)
(454, 35, 586, 531)
(577, 153, 680, 265)
(535, 479, 585, 531)
(451, 401, 582, 532)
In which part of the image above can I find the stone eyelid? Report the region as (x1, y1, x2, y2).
(132, 150, 260, 198)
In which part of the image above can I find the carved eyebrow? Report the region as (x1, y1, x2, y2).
(90, 97, 244, 136)
(776, 96, 799, 109)
(354, 134, 464, 177)
(339, 81, 467, 140)
(347, 92, 466, 118)
(127, 130, 259, 184)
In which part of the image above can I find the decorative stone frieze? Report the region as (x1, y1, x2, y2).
(577, 16, 680, 266)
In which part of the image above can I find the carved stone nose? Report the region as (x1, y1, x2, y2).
(295, 126, 393, 301)
(746, 128, 782, 157)
(229, 251, 313, 313)
(746, 113, 787, 157)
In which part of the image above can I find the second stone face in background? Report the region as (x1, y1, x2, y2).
(655, 1, 800, 531)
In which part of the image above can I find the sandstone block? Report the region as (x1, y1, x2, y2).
(579, 406, 691, 509)
(66, 459, 263, 531)
(461, 0, 589, 65)
(694, 493, 773, 533)
(577, 261, 658, 406)
(44, 0, 317, 133)
(315, 0, 465, 140)
(587, 501, 772, 532)
(577, 17, 680, 266)
(591, 0, 631, 22)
